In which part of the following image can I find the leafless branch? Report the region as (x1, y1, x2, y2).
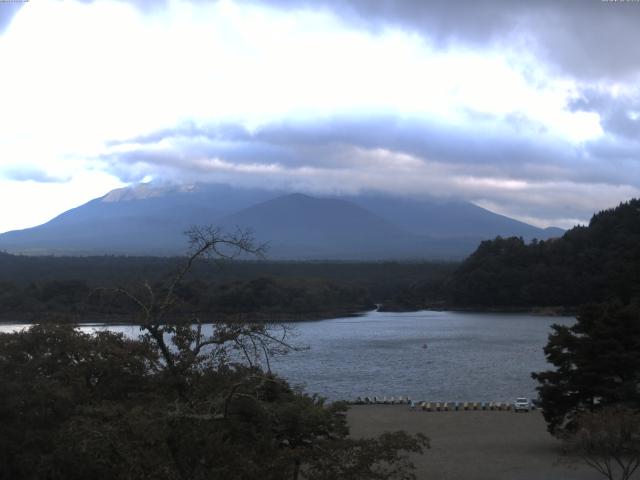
(99, 225, 298, 379)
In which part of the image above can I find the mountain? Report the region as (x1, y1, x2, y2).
(0, 183, 564, 259)
(0, 184, 275, 255)
(349, 194, 563, 241)
(218, 193, 419, 259)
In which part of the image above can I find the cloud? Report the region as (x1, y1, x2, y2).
(103, 114, 625, 185)
(570, 87, 640, 141)
(0, 1, 25, 34)
(254, 0, 640, 80)
(2, 166, 70, 183)
(75, 0, 170, 13)
(2, 0, 639, 232)
(99, 114, 640, 227)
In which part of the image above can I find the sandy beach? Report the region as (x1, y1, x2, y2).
(348, 405, 602, 480)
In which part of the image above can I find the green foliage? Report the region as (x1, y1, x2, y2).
(0, 325, 159, 479)
(0, 324, 428, 480)
(0, 228, 428, 479)
(532, 301, 640, 436)
(450, 199, 640, 308)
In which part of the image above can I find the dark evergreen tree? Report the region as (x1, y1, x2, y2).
(450, 199, 640, 308)
(532, 301, 640, 435)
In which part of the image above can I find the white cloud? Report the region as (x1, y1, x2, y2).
(0, 171, 124, 233)
(0, 0, 634, 233)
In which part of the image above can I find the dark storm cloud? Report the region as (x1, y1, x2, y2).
(115, 116, 635, 184)
(107, 116, 571, 173)
(257, 0, 519, 43)
(255, 0, 640, 79)
(255, 117, 568, 171)
(570, 88, 640, 141)
(103, 114, 639, 187)
(99, 114, 640, 226)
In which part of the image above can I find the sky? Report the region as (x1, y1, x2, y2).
(1, 0, 639, 233)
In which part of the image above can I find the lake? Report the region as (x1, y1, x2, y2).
(0, 310, 572, 402)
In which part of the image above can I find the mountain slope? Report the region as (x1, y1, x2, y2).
(350, 194, 562, 241)
(0, 184, 275, 255)
(218, 193, 419, 259)
(0, 183, 564, 259)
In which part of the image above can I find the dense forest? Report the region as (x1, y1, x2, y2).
(448, 199, 640, 308)
(352, 198, 639, 311)
(0, 254, 454, 322)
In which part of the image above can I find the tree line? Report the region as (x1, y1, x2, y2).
(448, 199, 640, 308)
(0, 276, 375, 323)
(0, 253, 455, 321)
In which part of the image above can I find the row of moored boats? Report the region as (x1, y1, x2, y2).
(349, 397, 537, 411)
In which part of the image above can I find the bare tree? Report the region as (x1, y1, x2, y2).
(110, 226, 295, 381)
(564, 406, 640, 480)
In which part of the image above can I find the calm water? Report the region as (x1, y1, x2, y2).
(268, 310, 573, 402)
(0, 310, 572, 402)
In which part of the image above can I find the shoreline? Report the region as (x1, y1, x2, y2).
(379, 304, 577, 316)
(0, 309, 369, 326)
(0, 305, 576, 327)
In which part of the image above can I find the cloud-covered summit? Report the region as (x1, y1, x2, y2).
(101, 114, 640, 229)
(0, 0, 639, 233)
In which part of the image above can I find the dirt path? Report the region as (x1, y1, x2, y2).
(348, 405, 603, 480)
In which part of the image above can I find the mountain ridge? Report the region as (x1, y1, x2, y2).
(0, 183, 564, 259)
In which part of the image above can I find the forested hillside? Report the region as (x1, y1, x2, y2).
(449, 199, 640, 308)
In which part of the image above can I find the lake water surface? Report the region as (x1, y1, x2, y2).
(0, 310, 573, 402)
(270, 310, 573, 402)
